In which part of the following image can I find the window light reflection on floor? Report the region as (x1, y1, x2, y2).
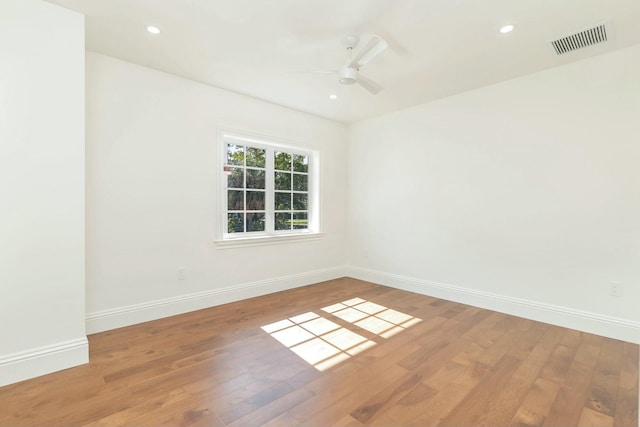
(261, 311, 374, 371)
(261, 298, 421, 371)
(323, 297, 422, 339)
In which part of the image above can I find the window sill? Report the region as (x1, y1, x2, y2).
(214, 232, 324, 249)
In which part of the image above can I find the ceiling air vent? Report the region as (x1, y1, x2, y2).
(551, 23, 609, 55)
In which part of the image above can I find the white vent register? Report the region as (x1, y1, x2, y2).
(551, 22, 610, 55)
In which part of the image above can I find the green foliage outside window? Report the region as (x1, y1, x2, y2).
(224, 140, 310, 235)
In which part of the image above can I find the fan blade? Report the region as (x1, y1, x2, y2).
(348, 36, 388, 69)
(286, 70, 337, 76)
(358, 74, 383, 94)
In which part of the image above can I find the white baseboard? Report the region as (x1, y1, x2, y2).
(0, 337, 89, 387)
(348, 266, 639, 344)
(86, 266, 348, 334)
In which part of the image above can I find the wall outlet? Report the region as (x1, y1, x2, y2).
(609, 282, 623, 297)
(177, 267, 186, 281)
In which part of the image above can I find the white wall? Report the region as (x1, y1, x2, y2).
(348, 45, 640, 343)
(85, 53, 349, 332)
(0, 0, 87, 386)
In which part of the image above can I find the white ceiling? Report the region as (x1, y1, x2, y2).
(46, 0, 640, 123)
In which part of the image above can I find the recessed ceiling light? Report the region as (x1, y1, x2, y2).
(329, 94, 338, 100)
(146, 26, 161, 35)
(499, 24, 514, 34)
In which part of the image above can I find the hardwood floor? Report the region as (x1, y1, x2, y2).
(1, 278, 637, 426)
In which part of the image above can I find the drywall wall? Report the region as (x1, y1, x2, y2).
(0, 0, 87, 386)
(85, 53, 349, 332)
(348, 45, 640, 343)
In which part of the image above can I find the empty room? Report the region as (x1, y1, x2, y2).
(1, 0, 638, 426)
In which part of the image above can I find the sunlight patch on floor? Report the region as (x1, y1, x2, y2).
(332, 307, 369, 323)
(323, 298, 422, 338)
(261, 310, 374, 371)
(261, 299, 421, 371)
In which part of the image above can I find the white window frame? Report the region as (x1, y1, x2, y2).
(215, 129, 321, 248)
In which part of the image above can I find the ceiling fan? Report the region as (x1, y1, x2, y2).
(321, 34, 388, 94)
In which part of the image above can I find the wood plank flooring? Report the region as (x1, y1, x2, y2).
(1, 278, 637, 426)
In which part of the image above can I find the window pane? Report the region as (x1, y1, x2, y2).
(246, 169, 265, 189)
(292, 212, 308, 229)
(246, 191, 265, 211)
(227, 168, 244, 188)
(228, 190, 244, 210)
(293, 193, 307, 210)
(293, 154, 308, 173)
(247, 212, 265, 232)
(246, 147, 266, 168)
(275, 192, 291, 210)
(227, 213, 244, 233)
(226, 144, 244, 166)
(275, 212, 291, 230)
(293, 173, 308, 191)
(275, 152, 292, 171)
(275, 172, 291, 191)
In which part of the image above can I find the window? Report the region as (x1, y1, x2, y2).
(218, 132, 319, 243)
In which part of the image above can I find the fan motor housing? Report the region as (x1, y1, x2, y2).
(339, 66, 358, 85)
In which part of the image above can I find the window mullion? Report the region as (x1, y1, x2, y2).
(265, 148, 275, 233)
(243, 165, 247, 233)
